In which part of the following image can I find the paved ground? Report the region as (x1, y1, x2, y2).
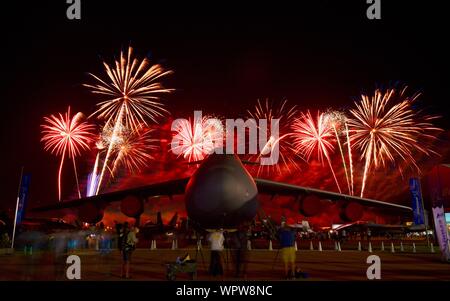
(1, 242, 449, 281)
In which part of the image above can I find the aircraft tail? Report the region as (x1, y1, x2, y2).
(156, 212, 163, 226)
(168, 212, 178, 228)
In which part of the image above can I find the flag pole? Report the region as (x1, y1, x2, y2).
(11, 166, 24, 250)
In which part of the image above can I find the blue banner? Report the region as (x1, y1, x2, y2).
(409, 178, 425, 225)
(16, 174, 31, 224)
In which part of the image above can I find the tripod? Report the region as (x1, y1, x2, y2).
(271, 246, 281, 271)
(195, 237, 206, 270)
(222, 231, 235, 274)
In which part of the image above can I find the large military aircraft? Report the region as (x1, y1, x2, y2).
(32, 153, 412, 229)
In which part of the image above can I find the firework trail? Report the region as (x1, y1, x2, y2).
(325, 110, 352, 194)
(292, 110, 342, 193)
(94, 118, 126, 194)
(86, 172, 99, 197)
(171, 115, 224, 162)
(85, 46, 173, 194)
(345, 122, 354, 195)
(86, 145, 102, 197)
(247, 99, 301, 175)
(348, 87, 441, 197)
(41, 107, 96, 200)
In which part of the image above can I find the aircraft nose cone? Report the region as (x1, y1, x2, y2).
(185, 154, 259, 228)
(190, 168, 251, 211)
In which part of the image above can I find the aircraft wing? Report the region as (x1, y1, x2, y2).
(31, 177, 190, 212)
(254, 178, 412, 213)
(334, 221, 407, 231)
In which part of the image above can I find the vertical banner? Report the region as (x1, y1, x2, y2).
(409, 178, 425, 226)
(432, 205, 450, 262)
(16, 174, 31, 224)
(11, 172, 31, 248)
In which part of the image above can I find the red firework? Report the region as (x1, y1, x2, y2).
(291, 110, 342, 193)
(247, 99, 301, 175)
(348, 87, 442, 197)
(41, 107, 96, 200)
(170, 115, 224, 162)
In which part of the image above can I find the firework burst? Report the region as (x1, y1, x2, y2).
(292, 110, 342, 193)
(110, 125, 159, 176)
(85, 46, 174, 129)
(100, 122, 127, 150)
(348, 87, 441, 197)
(41, 107, 96, 200)
(247, 99, 301, 175)
(171, 115, 224, 162)
(85, 46, 173, 194)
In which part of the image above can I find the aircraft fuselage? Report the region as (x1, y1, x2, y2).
(185, 154, 259, 229)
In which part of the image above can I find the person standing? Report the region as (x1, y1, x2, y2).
(231, 225, 248, 279)
(341, 229, 347, 245)
(208, 229, 225, 277)
(115, 222, 123, 250)
(121, 223, 139, 279)
(278, 222, 297, 279)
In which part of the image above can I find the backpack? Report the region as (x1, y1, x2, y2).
(123, 231, 136, 252)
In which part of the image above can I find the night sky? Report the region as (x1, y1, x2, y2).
(1, 1, 449, 214)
